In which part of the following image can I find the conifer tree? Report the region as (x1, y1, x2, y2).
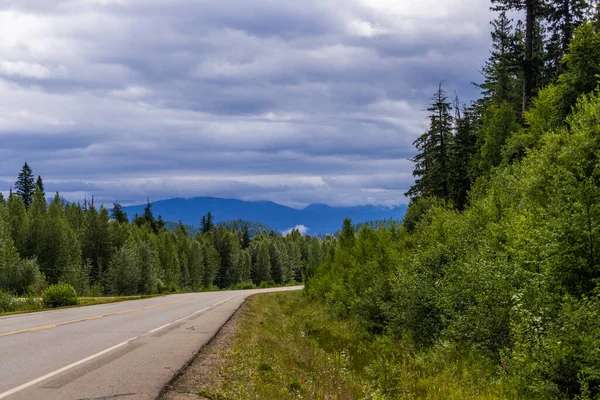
(201, 212, 215, 234)
(36, 176, 45, 198)
(491, 0, 547, 114)
(81, 204, 111, 283)
(449, 107, 479, 210)
(241, 226, 251, 249)
(111, 202, 128, 224)
(254, 241, 272, 285)
(269, 241, 283, 284)
(15, 162, 35, 209)
(546, 0, 587, 74)
(406, 83, 454, 200)
(338, 218, 356, 250)
(215, 229, 240, 288)
(25, 186, 47, 259)
(478, 12, 524, 110)
(6, 195, 28, 256)
(0, 192, 5, 206)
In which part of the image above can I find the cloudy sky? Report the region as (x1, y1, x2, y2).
(0, 0, 493, 208)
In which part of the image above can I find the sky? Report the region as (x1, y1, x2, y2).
(0, 0, 493, 208)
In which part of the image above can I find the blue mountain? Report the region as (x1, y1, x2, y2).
(121, 197, 407, 235)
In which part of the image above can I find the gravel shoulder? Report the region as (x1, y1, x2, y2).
(160, 296, 249, 400)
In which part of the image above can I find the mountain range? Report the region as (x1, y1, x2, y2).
(121, 197, 408, 235)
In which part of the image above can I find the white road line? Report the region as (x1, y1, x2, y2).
(0, 296, 237, 399)
(0, 337, 137, 400)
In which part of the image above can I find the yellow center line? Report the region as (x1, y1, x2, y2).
(0, 300, 183, 338)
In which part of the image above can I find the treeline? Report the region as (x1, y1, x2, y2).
(308, 2, 600, 399)
(0, 167, 327, 296)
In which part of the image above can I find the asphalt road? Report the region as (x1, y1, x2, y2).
(0, 286, 302, 400)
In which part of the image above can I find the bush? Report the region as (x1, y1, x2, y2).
(231, 282, 256, 290)
(0, 290, 16, 313)
(43, 284, 78, 308)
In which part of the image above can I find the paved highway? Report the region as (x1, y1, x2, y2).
(0, 287, 302, 400)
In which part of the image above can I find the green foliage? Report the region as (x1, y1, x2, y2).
(42, 283, 78, 308)
(0, 165, 315, 303)
(309, 91, 600, 398)
(479, 101, 521, 170)
(108, 239, 140, 295)
(407, 83, 454, 199)
(15, 162, 35, 209)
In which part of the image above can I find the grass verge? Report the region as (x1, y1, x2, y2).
(171, 291, 516, 400)
(0, 294, 167, 316)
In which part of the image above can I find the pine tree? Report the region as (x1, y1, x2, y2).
(406, 83, 454, 200)
(15, 162, 35, 209)
(215, 230, 240, 288)
(0, 192, 5, 206)
(241, 226, 251, 249)
(491, 0, 548, 114)
(6, 195, 28, 256)
(201, 212, 215, 234)
(254, 241, 272, 285)
(269, 241, 283, 284)
(36, 176, 45, 198)
(81, 204, 112, 283)
(339, 217, 356, 250)
(546, 0, 587, 75)
(478, 12, 524, 109)
(449, 106, 479, 210)
(25, 186, 47, 259)
(111, 202, 128, 224)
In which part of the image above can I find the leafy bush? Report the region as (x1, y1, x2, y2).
(231, 282, 255, 290)
(43, 283, 78, 308)
(0, 290, 16, 313)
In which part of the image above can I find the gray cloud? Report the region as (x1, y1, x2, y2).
(0, 0, 494, 207)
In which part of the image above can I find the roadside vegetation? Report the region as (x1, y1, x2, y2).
(304, 6, 600, 400)
(184, 292, 511, 400)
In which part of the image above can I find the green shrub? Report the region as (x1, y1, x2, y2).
(231, 282, 256, 290)
(43, 283, 78, 308)
(0, 290, 16, 313)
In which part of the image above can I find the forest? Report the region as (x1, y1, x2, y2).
(307, 0, 600, 398)
(0, 165, 325, 302)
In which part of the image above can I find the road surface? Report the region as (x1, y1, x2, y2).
(0, 286, 302, 400)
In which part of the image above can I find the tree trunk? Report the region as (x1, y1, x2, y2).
(523, 0, 536, 115)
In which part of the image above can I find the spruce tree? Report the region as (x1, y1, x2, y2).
(25, 186, 47, 259)
(406, 83, 454, 200)
(478, 12, 524, 109)
(253, 241, 272, 285)
(6, 195, 28, 256)
(338, 217, 356, 250)
(36, 176, 45, 198)
(241, 226, 251, 249)
(15, 162, 35, 209)
(449, 107, 479, 210)
(491, 0, 547, 114)
(546, 0, 587, 75)
(201, 212, 215, 234)
(111, 202, 128, 224)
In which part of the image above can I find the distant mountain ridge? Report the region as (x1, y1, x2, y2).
(122, 197, 407, 235)
(163, 219, 275, 238)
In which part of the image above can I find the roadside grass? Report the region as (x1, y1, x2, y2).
(196, 291, 515, 400)
(0, 294, 167, 316)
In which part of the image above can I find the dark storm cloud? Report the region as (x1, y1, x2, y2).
(0, 0, 494, 207)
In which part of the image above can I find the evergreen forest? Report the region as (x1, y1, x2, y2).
(0, 164, 322, 298)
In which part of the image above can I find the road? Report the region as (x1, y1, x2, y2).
(0, 286, 302, 400)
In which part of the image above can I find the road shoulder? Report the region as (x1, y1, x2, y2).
(160, 295, 248, 400)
